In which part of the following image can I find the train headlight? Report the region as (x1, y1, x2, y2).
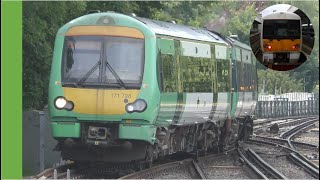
(55, 97, 67, 109)
(125, 99, 147, 113)
(54, 96, 74, 111)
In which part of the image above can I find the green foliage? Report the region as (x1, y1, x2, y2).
(23, 1, 162, 110)
(219, 2, 258, 44)
(23, 1, 86, 110)
(289, 1, 319, 93)
(257, 1, 319, 93)
(23, 1, 319, 110)
(258, 69, 304, 94)
(85, 1, 163, 18)
(153, 1, 221, 27)
(313, 82, 319, 93)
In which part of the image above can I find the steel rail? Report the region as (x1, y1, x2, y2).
(248, 137, 319, 178)
(247, 148, 288, 179)
(288, 153, 319, 178)
(252, 135, 319, 148)
(255, 116, 318, 131)
(248, 139, 295, 153)
(237, 148, 268, 179)
(286, 123, 317, 150)
(280, 118, 319, 139)
(284, 119, 319, 176)
(192, 160, 207, 179)
(118, 159, 192, 179)
(248, 138, 319, 169)
(119, 149, 238, 179)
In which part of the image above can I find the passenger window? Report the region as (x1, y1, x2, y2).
(161, 54, 176, 92)
(181, 57, 212, 92)
(217, 60, 230, 92)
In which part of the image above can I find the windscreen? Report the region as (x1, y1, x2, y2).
(263, 20, 301, 39)
(61, 36, 144, 88)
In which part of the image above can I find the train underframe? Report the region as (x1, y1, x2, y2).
(56, 115, 254, 167)
(263, 52, 300, 64)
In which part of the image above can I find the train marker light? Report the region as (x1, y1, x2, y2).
(292, 44, 300, 50)
(64, 101, 74, 111)
(126, 104, 134, 112)
(264, 44, 272, 50)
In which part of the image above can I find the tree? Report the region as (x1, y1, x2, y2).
(258, 69, 304, 94)
(22, 1, 319, 110)
(22, 1, 163, 110)
(85, 1, 163, 18)
(23, 1, 86, 110)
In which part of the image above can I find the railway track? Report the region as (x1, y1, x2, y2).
(288, 152, 319, 178)
(280, 118, 319, 139)
(244, 148, 288, 179)
(252, 135, 318, 149)
(254, 116, 318, 134)
(32, 116, 318, 179)
(301, 35, 314, 55)
(249, 138, 319, 178)
(248, 118, 319, 179)
(280, 118, 319, 178)
(120, 148, 261, 179)
(30, 162, 75, 179)
(237, 148, 268, 179)
(119, 158, 206, 179)
(32, 161, 140, 179)
(191, 160, 207, 179)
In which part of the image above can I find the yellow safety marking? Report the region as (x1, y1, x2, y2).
(125, 120, 132, 124)
(65, 26, 145, 39)
(62, 87, 140, 115)
(263, 39, 301, 52)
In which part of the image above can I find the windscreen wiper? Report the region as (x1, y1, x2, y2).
(105, 61, 126, 89)
(77, 61, 101, 86)
(62, 82, 78, 88)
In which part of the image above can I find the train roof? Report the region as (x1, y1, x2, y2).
(225, 37, 251, 51)
(134, 17, 228, 45)
(262, 11, 300, 20)
(60, 12, 228, 45)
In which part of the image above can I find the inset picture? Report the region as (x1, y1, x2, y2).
(250, 4, 315, 71)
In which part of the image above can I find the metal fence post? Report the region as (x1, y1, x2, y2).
(54, 169, 57, 179)
(39, 111, 45, 172)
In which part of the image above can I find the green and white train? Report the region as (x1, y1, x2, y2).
(49, 12, 257, 164)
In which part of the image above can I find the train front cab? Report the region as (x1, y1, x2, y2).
(261, 11, 302, 66)
(49, 13, 161, 162)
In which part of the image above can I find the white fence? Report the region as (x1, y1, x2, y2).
(258, 92, 316, 101)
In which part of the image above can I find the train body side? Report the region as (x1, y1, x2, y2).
(155, 37, 232, 127)
(227, 38, 257, 119)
